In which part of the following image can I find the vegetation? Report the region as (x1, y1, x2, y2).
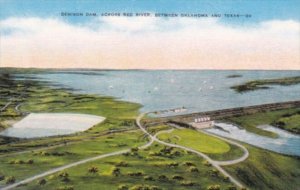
(157, 128, 230, 153)
(1, 69, 299, 190)
(224, 144, 300, 190)
(231, 76, 300, 93)
(271, 111, 300, 134)
(226, 108, 300, 137)
(0, 72, 146, 186)
(18, 143, 236, 190)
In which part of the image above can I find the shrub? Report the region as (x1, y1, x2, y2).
(183, 162, 195, 166)
(88, 166, 99, 174)
(15, 160, 24, 164)
(167, 162, 178, 168)
(223, 176, 230, 182)
(38, 178, 47, 186)
(123, 152, 130, 156)
(171, 150, 181, 156)
(0, 175, 5, 181)
(181, 181, 196, 186)
(131, 147, 139, 152)
(207, 184, 221, 190)
(116, 161, 129, 167)
(40, 151, 50, 156)
(208, 169, 219, 177)
(158, 175, 168, 181)
(159, 146, 173, 155)
(127, 171, 143, 177)
(5, 176, 16, 184)
(188, 166, 199, 173)
(118, 184, 129, 190)
(58, 172, 69, 178)
(148, 151, 160, 156)
(112, 167, 121, 176)
(172, 175, 184, 180)
(58, 172, 70, 183)
(203, 161, 212, 167)
(27, 159, 34, 164)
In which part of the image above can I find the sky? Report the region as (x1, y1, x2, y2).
(0, 0, 300, 69)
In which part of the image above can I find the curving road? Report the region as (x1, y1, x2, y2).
(2, 112, 249, 190)
(136, 112, 248, 189)
(200, 130, 249, 166)
(1, 128, 170, 190)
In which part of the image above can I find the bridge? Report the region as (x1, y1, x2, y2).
(142, 100, 300, 126)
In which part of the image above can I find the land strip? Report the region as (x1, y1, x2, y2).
(143, 100, 300, 125)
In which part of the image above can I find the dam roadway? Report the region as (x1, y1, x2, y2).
(142, 100, 300, 126)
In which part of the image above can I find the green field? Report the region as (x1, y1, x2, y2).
(16, 143, 237, 190)
(224, 144, 300, 190)
(158, 129, 230, 154)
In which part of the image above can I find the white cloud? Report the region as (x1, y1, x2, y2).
(0, 16, 299, 69)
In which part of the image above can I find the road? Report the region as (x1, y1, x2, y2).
(0, 128, 137, 158)
(200, 130, 249, 166)
(2, 112, 249, 190)
(136, 112, 248, 189)
(0, 101, 12, 112)
(1, 128, 169, 190)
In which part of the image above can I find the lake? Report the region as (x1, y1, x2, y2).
(15, 70, 300, 155)
(32, 70, 300, 115)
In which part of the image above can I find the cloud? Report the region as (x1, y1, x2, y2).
(0, 16, 299, 69)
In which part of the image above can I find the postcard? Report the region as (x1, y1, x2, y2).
(0, 1, 299, 190)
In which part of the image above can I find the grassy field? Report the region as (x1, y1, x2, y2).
(231, 76, 300, 93)
(226, 108, 300, 138)
(157, 128, 245, 161)
(0, 131, 147, 185)
(271, 111, 300, 134)
(157, 129, 230, 154)
(224, 144, 300, 190)
(17, 143, 237, 190)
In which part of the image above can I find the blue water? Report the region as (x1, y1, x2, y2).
(33, 70, 300, 115)
(22, 70, 300, 155)
(207, 123, 300, 156)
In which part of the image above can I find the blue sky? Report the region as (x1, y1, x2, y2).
(1, 0, 299, 69)
(1, 0, 300, 24)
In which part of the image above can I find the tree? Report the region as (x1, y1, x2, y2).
(38, 179, 47, 186)
(158, 175, 168, 182)
(0, 174, 5, 181)
(5, 176, 16, 184)
(188, 166, 199, 173)
(172, 175, 184, 180)
(88, 166, 99, 174)
(112, 167, 121, 176)
(58, 172, 70, 183)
